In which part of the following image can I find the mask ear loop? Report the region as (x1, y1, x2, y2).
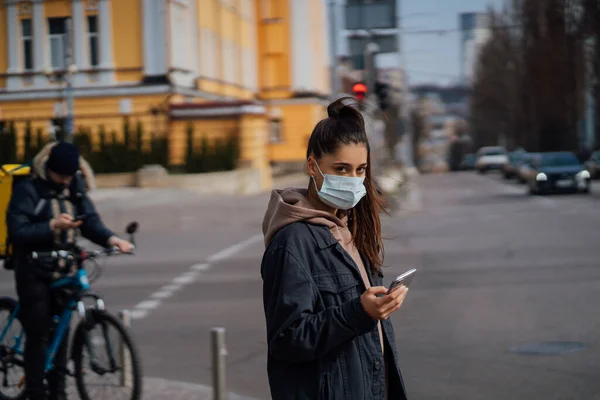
(310, 159, 325, 192)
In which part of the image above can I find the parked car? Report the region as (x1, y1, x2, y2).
(503, 150, 528, 179)
(516, 153, 540, 184)
(459, 153, 477, 170)
(475, 146, 508, 173)
(584, 151, 600, 179)
(527, 151, 591, 195)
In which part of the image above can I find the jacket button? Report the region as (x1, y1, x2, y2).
(374, 361, 381, 370)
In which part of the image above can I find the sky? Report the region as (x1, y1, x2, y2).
(401, 0, 505, 85)
(331, 0, 506, 86)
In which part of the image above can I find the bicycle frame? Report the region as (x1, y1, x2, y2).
(0, 266, 102, 374)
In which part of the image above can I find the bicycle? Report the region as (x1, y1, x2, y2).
(0, 221, 142, 400)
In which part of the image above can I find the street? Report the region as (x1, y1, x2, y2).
(1, 172, 600, 399)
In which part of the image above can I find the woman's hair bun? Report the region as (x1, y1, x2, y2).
(327, 96, 362, 119)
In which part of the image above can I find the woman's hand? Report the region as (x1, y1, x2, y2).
(360, 286, 409, 320)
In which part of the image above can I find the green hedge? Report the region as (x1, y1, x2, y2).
(74, 119, 170, 174)
(1, 118, 238, 175)
(0, 121, 19, 164)
(184, 122, 239, 173)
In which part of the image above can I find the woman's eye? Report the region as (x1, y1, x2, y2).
(357, 167, 366, 173)
(336, 167, 347, 173)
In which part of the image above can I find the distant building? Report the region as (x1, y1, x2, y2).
(459, 12, 491, 84)
(329, 0, 406, 95)
(0, 0, 331, 174)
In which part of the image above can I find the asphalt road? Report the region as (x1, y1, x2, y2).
(1, 171, 599, 399)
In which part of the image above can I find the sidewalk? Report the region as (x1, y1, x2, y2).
(142, 377, 262, 400)
(88, 173, 308, 207)
(65, 377, 262, 400)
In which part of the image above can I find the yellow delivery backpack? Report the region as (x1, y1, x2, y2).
(0, 163, 32, 270)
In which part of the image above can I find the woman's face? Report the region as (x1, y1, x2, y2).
(308, 142, 368, 190)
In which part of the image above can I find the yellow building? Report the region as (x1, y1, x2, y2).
(0, 0, 331, 176)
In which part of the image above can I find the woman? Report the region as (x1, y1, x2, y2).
(261, 97, 410, 400)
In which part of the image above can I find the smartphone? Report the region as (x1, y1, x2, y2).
(73, 214, 87, 222)
(387, 268, 417, 294)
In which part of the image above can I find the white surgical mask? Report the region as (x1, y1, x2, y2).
(312, 162, 367, 210)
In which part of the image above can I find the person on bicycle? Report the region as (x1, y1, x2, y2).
(6, 141, 134, 400)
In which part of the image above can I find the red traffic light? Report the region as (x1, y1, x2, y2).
(352, 83, 367, 93)
(352, 83, 367, 100)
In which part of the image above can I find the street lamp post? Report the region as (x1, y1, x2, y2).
(44, 64, 77, 143)
(44, 18, 76, 143)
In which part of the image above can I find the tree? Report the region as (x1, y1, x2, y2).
(22, 121, 33, 162)
(35, 127, 44, 150)
(471, 0, 586, 152)
(5, 122, 18, 164)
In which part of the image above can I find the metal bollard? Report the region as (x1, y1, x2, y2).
(211, 327, 228, 400)
(118, 309, 133, 388)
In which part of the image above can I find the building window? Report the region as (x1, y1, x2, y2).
(87, 15, 99, 67)
(21, 19, 33, 71)
(269, 119, 282, 143)
(48, 17, 68, 69)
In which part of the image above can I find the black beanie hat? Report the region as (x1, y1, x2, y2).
(46, 142, 80, 176)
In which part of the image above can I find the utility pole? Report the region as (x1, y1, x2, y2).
(364, 40, 378, 104)
(64, 17, 75, 143)
(397, 0, 414, 167)
(585, 36, 596, 150)
(328, 0, 339, 97)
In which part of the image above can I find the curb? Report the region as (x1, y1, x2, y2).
(141, 377, 264, 400)
(64, 377, 263, 400)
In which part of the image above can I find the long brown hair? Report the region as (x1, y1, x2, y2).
(306, 97, 387, 272)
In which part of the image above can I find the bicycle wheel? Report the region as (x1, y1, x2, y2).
(0, 298, 26, 400)
(71, 310, 142, 400)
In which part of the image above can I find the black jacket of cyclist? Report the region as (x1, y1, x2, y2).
(6, 142, 133, 400)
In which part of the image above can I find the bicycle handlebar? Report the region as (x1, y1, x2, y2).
(31, 246, 134, 264)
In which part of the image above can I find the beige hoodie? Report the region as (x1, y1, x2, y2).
(262, 188, 386, 358)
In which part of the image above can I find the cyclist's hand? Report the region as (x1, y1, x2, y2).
(108, 236, 135, 253)
(360, 286, 408, 320)
(50, 214, 83, 231)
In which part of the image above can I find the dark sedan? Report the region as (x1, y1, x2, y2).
(459, 153, 477, 170)
(503, 151, 528, 179)
(527, 151, 591, 195)
(584, 151, 600, 179)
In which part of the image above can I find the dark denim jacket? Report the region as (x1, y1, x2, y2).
(261, 222, 408, 400)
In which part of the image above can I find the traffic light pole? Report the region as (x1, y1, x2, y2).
(64, 18, 75, 143)
(328, 0, 339, 97)
(363, 41, 378, 105)
(397, 0, 414, 168)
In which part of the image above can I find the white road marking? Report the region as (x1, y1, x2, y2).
(130, 309, 148, 319)
(206, 234, 263, 263)
(135, 299, 160, 310)
(191, 263, 210, 272)
(172, 271, 198, 285)
(151, 290, 174, 300)
(129, 234, 263, 320)
(161, 283, 182, 292)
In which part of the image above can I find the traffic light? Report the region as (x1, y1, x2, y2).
(352, 82, 367, 101)
(374, 81, 390, 111)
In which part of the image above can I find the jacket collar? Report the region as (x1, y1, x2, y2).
(305, 223, 339, 249)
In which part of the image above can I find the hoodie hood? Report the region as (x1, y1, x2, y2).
(262, 188, 348, 247)
(33, 142, 96, 192)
